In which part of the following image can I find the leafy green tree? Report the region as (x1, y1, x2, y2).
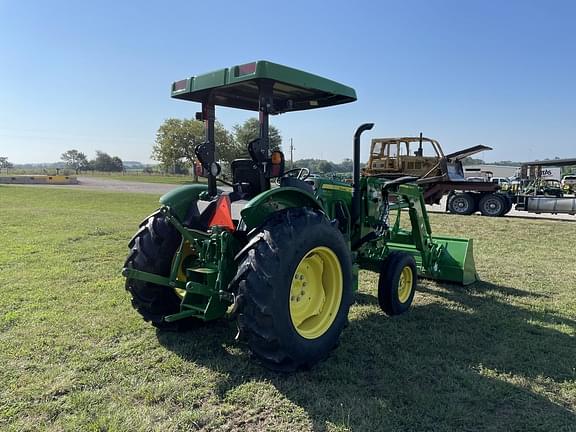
(152, 118, 202, 174)
(0, 156, 13, 172)
(111, 156, 124, 172)
(90, 151, 123, 172)
(294, 158, 357, 174)
(233, 118, 282, 153)
(152, 118, 237, 179)
(61, 149, 89, 174)
(318, 160, 335, 173)
(338, 158, 353, 173)
(214, 127, 238, 165)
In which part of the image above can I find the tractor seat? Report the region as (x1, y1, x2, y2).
(231, 159, 265, 199)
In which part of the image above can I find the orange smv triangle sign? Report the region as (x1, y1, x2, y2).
(208, 195, 235, 231)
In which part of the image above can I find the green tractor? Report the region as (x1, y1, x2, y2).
(122, 61, 477, 371)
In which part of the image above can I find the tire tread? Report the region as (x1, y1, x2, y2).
(230, 208, 352, 371)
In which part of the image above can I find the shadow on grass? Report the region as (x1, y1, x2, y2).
(156, 280, 575, 431)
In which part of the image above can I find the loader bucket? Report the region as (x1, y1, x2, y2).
(431, 236, 478, 285)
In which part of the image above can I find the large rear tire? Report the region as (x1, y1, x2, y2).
(232, 208, 353, 371)
(124, 212, 183, 329)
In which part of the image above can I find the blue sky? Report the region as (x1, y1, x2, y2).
(1, 0, 575, 164)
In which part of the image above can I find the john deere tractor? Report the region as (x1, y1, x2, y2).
(122, 61, 477, 371)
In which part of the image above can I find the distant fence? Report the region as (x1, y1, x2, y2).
(0, 175, 78, 185)
(2, 169, 190, 178)
(85, 170, 191, 177)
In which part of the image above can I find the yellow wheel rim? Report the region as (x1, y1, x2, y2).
(174, 241, 195, 299)
(289, 246, 343, 339)
(397, 266, 413, 303)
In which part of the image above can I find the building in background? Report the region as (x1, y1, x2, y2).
(463, 164, 519, 180)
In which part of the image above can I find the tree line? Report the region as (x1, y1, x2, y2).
(151, 118, 281, 177)
(151, 118, 365, 177)
(16, 116, 543, 177)
(60, 150, 124, 173)
(292, 158, 355, 174)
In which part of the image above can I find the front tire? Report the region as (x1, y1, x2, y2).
(378, 252, 417, 316)
(232, 208, 353, 371)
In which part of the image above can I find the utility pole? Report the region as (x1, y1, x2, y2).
(290, 138, 294, 169)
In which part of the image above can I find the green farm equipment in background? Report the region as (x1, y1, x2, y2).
(122, 61, 478, 371)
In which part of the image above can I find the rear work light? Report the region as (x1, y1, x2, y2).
(236, 62, 257, 77)
(173, 79, 187, 92)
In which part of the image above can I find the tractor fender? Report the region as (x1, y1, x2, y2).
(241, 187, 324, 230)
(159, 184, 209, 221)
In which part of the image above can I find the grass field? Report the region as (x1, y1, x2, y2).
(1, 185, 575, 431)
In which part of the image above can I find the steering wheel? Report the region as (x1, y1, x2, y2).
(275, 168, 310, 185)
(282, 168, 310, 180)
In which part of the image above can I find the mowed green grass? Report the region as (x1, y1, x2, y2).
(0, 185, 575, 431)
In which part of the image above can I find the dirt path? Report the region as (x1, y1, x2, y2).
(76, 177, 183, 194)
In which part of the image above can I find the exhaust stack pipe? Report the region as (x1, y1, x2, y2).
(352, 123, 374, 225)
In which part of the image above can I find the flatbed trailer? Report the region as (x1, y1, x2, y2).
(441, 159, 576, 217)
(419, 180, 508, 216)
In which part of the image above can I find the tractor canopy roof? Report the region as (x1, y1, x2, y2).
(171, 60, 357, 113)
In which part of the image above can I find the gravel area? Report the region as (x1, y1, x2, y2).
(76, 177, 184, 194)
